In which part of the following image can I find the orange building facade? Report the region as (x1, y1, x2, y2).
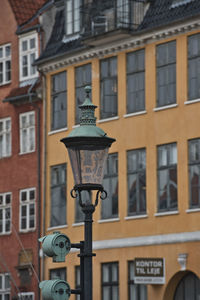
(37, 1, 200, 299)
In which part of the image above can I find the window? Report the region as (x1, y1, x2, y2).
(0, 273, 10, 300)
(101, 153, 118, 219)
(188, 139, 200, 208)
(75, 64, 91, 124)
(20, 188, 36, 231)
(127, 149, 146, 216)
(0, 117, 11, 158)
(18, 292, 34, 300)
(65, 0, 81, 36)
(127, 49, 145, 114)
(0, 44, 11, 85)
(128, 261, 147, 300)
(157, 143, 177, 211)
(75, 266, 81, 300)
(20, 112, 35, 154)
(188, 33, 200, 100)
(102, 262, 119, 300)
(156, 41, 176, 107)
(100, 57, 118, 119)
(19, 33, 38, 81)
(50, 268, 66, 281)
(0, 193, 11, 235)
(50, 164, 66, 227)
(51, 71, 67, 131)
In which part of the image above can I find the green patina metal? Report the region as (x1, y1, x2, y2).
(67, 86, 108, 138)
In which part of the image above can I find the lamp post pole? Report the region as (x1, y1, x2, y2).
(61, 87, 115, 300)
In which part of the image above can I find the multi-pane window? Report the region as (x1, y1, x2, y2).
(157, 143, 177, 212)
(188, 139, 200, 208)
(100, 57, 118, 119)
(0, 44, 11, 85)
(18, 292, 34, 300)
(20, 188, 36, 231)
(0, 117, 11, 158)
(65, 0, 81, 35)
(0, 193, 11, 234)
(75, 64, 91, 124)
(188, 33, 200, 100)
(20, 111, 35, 154)
(51, 71, 67, 131)
(50, 268, 66, 281)
(156, 41, 176, 107)
(127, 149, 146, 216)
(75, 266, 81, 300)
(0, 273, 10, 300)
(126, 49, 145, 113)
(117, 0, 130, 27)
(50, 164, 66, 227)
(102, 262, 119, 300)
(19, 33, 38, 81)
(101, 153, 118, 219)
(128, 261, 147, 300)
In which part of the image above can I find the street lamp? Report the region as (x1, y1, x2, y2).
(61, 86, 115, 300)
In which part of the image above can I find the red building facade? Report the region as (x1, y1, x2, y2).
(0, 1, 46, 299)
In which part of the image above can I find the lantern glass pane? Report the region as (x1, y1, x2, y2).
(68, 148, 109, 185)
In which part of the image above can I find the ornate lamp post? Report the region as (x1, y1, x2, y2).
(61, 86, 115, 300)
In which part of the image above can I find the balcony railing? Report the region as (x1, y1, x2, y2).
(81, 0, 148, 37)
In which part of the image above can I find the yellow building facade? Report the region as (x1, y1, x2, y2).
(37, 1, 200, 299)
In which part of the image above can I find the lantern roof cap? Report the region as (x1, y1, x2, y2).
(62, 86, 115, 143)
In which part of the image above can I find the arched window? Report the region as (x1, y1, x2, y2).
(174, 272, 200, 300)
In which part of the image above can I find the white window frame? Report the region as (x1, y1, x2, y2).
(0, 117, 11, 159)
(0, 273, 10, 300)
(18, 292, 34, 300)
(19, 111, 35, 154)
(0, 43, 11, 86)
(19, 188, 36, 232)
(65, 0, 81, 36)
(19, 32, 38, 81)
(0, 192, 12, 235)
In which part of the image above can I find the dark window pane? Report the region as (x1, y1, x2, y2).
(100, 57, 118, 119)
(157, 143, 177, 212)
(51, 164, 67, 227)
(102, 154, 118, 219)
(51, 72, 67, 130)
(156, 41, 176, 107)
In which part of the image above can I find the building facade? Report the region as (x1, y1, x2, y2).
(0, 0, 49, 299)
(37, 0, 200, 299)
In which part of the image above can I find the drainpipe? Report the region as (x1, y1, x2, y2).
(28, 79, 41, 300)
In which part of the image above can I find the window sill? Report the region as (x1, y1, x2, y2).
(125, 214, 148, 220)
(0, 81, 11, 87)
(72, 222, 84, 227)
(123, 111, 147, 118)
(47, 224, 68, 231)
(19, 228, 36, 233)
(98, 217, 120, 224)
(154, 103, 178, 112)
(72, 124, 80, 129)
(184, 99, 200, 105)
(0, 154, 12, 159)
(0, 232, 11, 236)
(154, 210, 179, 217)
(186, 208, 200, 213)
(48, 127, 68, 135)
(97, 116, 119, 124)
(19, 150, 35, 155)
